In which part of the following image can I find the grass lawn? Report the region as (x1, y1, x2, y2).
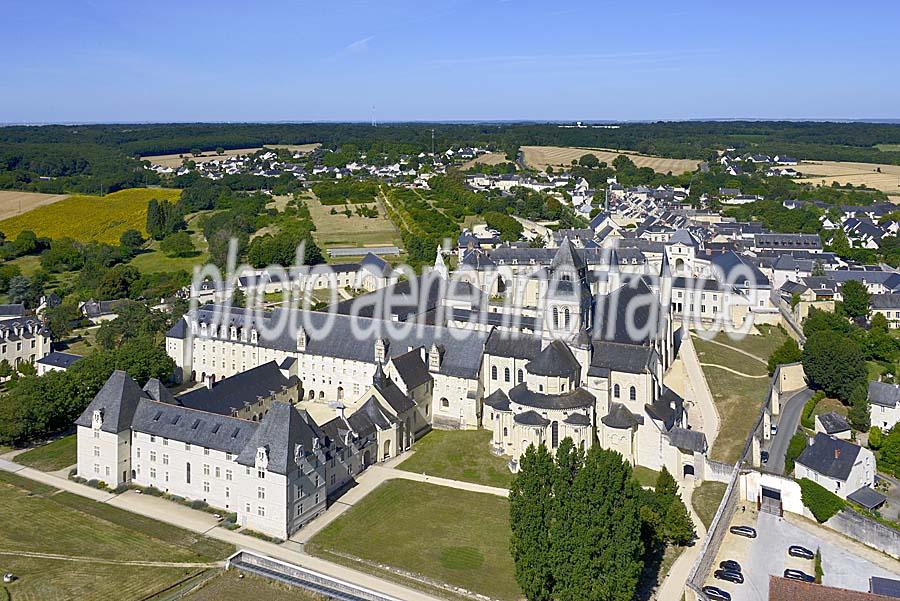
(0, 470, 232, 600)
(308, 480, 520, 600)
(128, 212, 209, 275)
(60, 325, 100, 356)
(305, 191, 402, 249)
(693, 329, 786, 464)
(397, 429, 513, 488)
(811, 396, 848, 419)
(691, 481, 728, 529)
(632, 465, 660, 488)
(15, 435, 76, 471)
(182, 570, 324, 601)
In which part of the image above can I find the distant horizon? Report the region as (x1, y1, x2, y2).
(3, 1, 899, 123)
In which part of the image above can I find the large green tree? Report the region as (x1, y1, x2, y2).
(509, 444, 555, 601)
(841, 280, 870, 319)
(802, 330, 868, 403)
(768, 337, 802, 375)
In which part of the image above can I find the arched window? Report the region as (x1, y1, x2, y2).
(308, 389, 315, 400)
(614, 384, 620, 398)
(441, 398, 449, 408)
(552, 307, 559, 328)
(503, 427, 508, 437)
(517, 369, 524, 383)
(319, 390, 325, 400)
(564, 307, 571, 328)
(629, 386, 636, 401)
(491, 366, 498, 380)
(337, 386, 344, 401)
(504, 367, 510, 382)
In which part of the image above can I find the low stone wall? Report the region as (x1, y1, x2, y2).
(826, 509, 900, 560)
(703, 459, 734, 484)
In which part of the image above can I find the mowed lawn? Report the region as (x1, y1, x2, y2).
(397, 429, 513, 488)
(691, 481, 728, 529)
(692, 327, 787, 464)
(0, 188, 181, 244)
(0, 471, 232, 600)
(183, 570, 324, 601)
(15, 434, 77, 471)
(305, 191, 402, 248)
(308, 480, 520, 600)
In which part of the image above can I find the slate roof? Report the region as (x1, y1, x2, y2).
(177, 304, 488, 380)
(389, 348, 432, 390)
(847, 486, 887, 510)
(710, 250, 770, 288)
(601, 402, 642, 429)
(484, 329, 542, 360)
(372, 363, 416, 414)
(871, 294, 900, 310)
(589, 342, 653, 375)
(132, 399, 258, 455)
(870, 577, 900, 598)
(236, 402, 327, 475)
(668, 427, 708, 453)
(796, 433, 862, 481)
(346, 396, 397, 438)
(75, 371, 149, 434)
(143, 378, 177, 404)
(513, 410, 551, 427)
(668, 229, 697, 247)
(563, 412, 591, 426)
(526, 340, 580, 377)
(817, 411, 851, 434)
(483, 389, 511, 411)
(594, 278, 666, 345)
(754, 233, 822, 250)
(177, 361, 295, 416)
(36, 351, 82, 369)
(868, 381, 900, 408)
(360, 252, 391, 276)
(0, 303, 25, 317)
(508, 382, 594, 410)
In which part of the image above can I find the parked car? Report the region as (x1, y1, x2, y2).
(771, 424, 778, 435)
(729, 525, 757, 538)
(784, 569, 815, 582)
(761, 450, 769, 464)
(714, 569, 744, 584)
(719, 560, 742, 572)
(788, 545, 814, 560)
(702, 586, 732, 601)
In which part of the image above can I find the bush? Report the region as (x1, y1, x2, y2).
(800, 391, 825, 429)
(768, 338, 802, 375)
(189, 499, 208, 510)
(814, 548, 824, 583)
(143, 486, 163, 497)
(798, 478, 845, 523)
(785, 433, 808, 475)
(869, 426, 884, 450)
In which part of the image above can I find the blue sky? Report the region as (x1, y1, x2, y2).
(2, 0, 899, 122)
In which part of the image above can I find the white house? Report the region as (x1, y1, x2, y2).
(868, 381, 900, 432)
(794, 433, 876, 500)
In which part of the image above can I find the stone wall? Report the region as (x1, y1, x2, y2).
(826, 509, 900, 560)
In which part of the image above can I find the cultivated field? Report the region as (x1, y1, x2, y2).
(522, 145, 701, 174)
(0, 190, 70, 221)
(460, 151, 512, 170)
(0, 188, 182, 244)
(143, 143, 320, 168)
(0, 470, 231, 600)
(304, 191, 402, 249)
(790, 159, 900, 198)
(308, 479, 520, 600)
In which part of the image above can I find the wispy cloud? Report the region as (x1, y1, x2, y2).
(426, 49, 714, 67)
(343, 35, 375, 54)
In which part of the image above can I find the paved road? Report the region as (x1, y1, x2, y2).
(766, 388, 813, 474)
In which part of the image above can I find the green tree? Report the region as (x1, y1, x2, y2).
(44, 300, 82, 341)
(798, 478, 845, 522)
(802, 330, 867, 402)
(215, 147, 225, 155)
(0, 360, 12, 380)
(120, 229, 145, 252)
(847, 385, 871, 431)
(841, 280, 870, 319)
(768, 337, 802, 375)
(159, 232, 196, 258)
(578, 153, 599, 169)
(17, 361, 36, 377)
(880, 425, 900, 477)
(868, 426, 883, 450)
(509, 444, 555, 601)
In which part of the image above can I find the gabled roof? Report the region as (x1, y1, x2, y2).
(177, 361, 294, 416)
(668, 229, 697, 247)
(74, 371, 149, 433)
(816, 411, 850, 435)
(389, 348, 432, 391)
(550, 238, 586, 272)
(483, 389, 511, 411)
(372, 366, 416, 414)
(601, 402, 642, 429)
(526, 340, 580, 377)
(143, 378, 177, 405)
(36, 351, 82, 369)
(667, 427, 708, 453)
(796, 433, 862, 481)
(236, 402, 326, 475)
(868, 380, 900, 408)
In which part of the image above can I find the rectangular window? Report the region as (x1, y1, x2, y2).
(225, 470, 233, 481)
(185, 443, 190, 451)
(203, 464, 210, 476)
(203, 447, 210, 456)
(149, 451, 157, 463)
(245, 502, 251, 513)
(162, 438, 168, 446)
(93, 446, 100, 457)
(225, 453, 232, 461)
(203, 481, 210, 493)
(257, 470, 265, 479)
(215, 466, 221, 478)
(225, 487, 230, 499)
(149, 467, 156, 479)
(149, 435, 156, 443)
(257, 505, 265, 517)
(93, 431, 100, 439)
(258, 487, 265, 500)
(94, 464, 100, 474)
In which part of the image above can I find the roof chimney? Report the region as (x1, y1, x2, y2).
(834, 448, 841, 460)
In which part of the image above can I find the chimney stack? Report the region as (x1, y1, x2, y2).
(834, 448, 840, 460)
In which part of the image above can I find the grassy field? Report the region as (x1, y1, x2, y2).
(128, 211, 209, 274)
(460, 152, 513, 170)
(0, 190, 70, 221)
(308, 480, 519, 600)
(182, 570, 324, 601)
(15, 435, 76, 471)
(521, 145, 700, 174)
(0, 188, 182, 244)
(811, 396, 848, 419)
(0, 470, 232, 600)
(632, 465, 661, 489)
(790, 159, 900, 196)
(691, 481, 728, 529)
(693, 327, 786, 464)
(305, 191, 402, 249)
(142, 144, 319, 168)
(397, 429, 513, 488)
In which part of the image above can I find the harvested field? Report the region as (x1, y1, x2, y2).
(0, 190, 69, 221)
(0, 188, 182, 244)
(304, 191, 401, 249)
(522, 145, 700, 174)
(143, 144, 319, 168)
(460, 151, 513, 170)
(790, 159, 900, 196)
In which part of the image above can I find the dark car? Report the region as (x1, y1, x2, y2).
(729, 525, 757, 538)
(719, 560, 741, 572)
(702, 586, 732, 601)
(788, 545, 814, 560)
(784, 569, 815, 582)
(761, 450, 770, 464)
(714, 569, 744, 584)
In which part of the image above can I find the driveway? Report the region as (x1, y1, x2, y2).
(766, 388, 812, 474)
(709, 510, 900, 601)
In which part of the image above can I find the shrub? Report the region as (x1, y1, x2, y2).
(800, 391, 825, 429)
(189, 499, 209, 510)
(814, 548, 824, 583)
(785, 433, 808, 474)
(869, 426, 884, 450)
(798, 478, 845, 523)
(143, 486, 163, 497)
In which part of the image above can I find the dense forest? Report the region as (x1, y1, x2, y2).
(3, 121, 900, 193)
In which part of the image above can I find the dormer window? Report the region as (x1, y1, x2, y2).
(91, 409, 104, 430)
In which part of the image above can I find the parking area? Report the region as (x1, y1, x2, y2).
(705, 504, 900, 600)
